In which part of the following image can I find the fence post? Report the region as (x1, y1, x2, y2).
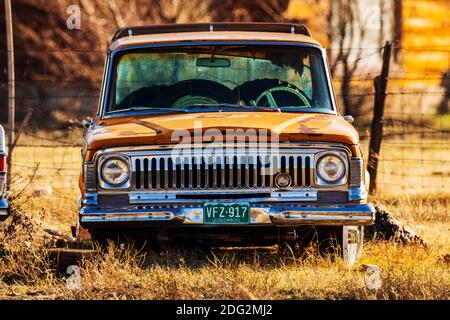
(4, 0, 15, 189)
(368, 41, 392, 194)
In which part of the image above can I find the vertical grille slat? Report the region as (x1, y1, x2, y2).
(257, 156, 263, 187)
(175, 158, 182, 189)
(130, 151, 326, 191)
(305, 156, 311, 187)
(160, 158, 166, 189)
(135, 159, 141, 190)
(289, 156, 296, 187)
(200, 157, 207, 189)
(248, 156, 255, 187)
(269, 156, 277, 187)
(264, 156, 271, 187)
(309, 156, 315, 186)
(144, 158, 149, 189)
(183, 158, 189, 188)
(198, 157, 203, 189)
(168, 158, 174, 189)
(232, 156, 241, 188)
(296, 156, 303, 187)
(191, 157, 197, 188)
(208, 157, 214, 189)
(151, 158, 158, 189)
(216, 156, 222, 188)
(224, 156, 230, 188)
(253, 155, 258, 187)
(281, 156, 286, 174)
(241, 156, 247, 188)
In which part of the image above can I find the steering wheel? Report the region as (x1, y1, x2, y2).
(172, 95, 220, 109)
(255, 86, 311, 108)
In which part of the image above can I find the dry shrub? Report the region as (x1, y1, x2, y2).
(0, 200, 56, 287)
(0, 169, 59, 289)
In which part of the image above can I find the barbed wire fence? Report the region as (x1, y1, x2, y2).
(1, 44, 449, 199)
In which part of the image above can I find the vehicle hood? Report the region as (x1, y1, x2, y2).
(85, 112, 359, 152)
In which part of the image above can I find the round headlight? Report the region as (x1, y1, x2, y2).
(316, 154, 346, 184)
(101, 158, 130, 187)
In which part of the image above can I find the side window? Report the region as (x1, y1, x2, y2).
(310, 53, 332, 109)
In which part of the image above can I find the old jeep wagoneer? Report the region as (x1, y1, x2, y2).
(79, 23, 375, 264)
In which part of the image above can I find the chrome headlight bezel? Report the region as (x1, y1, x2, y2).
(98, 155, 131, 189)
(315, 151, 348, 186)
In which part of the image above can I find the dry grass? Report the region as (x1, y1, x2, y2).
(0, 234, 447, 300)
(0, 142, 448, 300)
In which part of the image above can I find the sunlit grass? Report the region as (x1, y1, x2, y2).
(0, 142, 448, 300)
(435, 114, 450, 130)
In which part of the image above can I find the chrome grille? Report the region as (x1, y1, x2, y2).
(131, 153, 316, 190)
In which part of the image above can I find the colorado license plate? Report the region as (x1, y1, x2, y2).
(203, 203, 251, 225)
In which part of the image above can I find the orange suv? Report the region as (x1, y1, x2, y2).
(78, 23, 375, 264)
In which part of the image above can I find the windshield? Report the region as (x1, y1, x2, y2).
(106, 45, 334, 114)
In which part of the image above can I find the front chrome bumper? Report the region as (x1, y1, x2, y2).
(0, 198, 10, 222)
(80, 202, 376, 227)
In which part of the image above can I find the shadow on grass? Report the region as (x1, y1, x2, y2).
(83, 239, 328, 273)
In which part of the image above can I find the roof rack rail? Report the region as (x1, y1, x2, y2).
(112, 22, 311, 42)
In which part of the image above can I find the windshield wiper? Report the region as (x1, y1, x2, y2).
(277, 106, 333, 114)
(107, 104, 283, 115)
(107, 106, 189, 114)
(189, 104, 332, 114)
(187, 103, 281, 112)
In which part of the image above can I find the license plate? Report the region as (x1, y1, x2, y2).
(203, 202, 251, 225)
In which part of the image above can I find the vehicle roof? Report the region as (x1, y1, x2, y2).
(109, 23, 323, 52)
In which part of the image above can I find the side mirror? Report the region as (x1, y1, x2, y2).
(344, 115, 354, 124)
(82, 118, 93, 128)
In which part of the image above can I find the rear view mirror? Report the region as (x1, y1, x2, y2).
(196, 58, 231, 68)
